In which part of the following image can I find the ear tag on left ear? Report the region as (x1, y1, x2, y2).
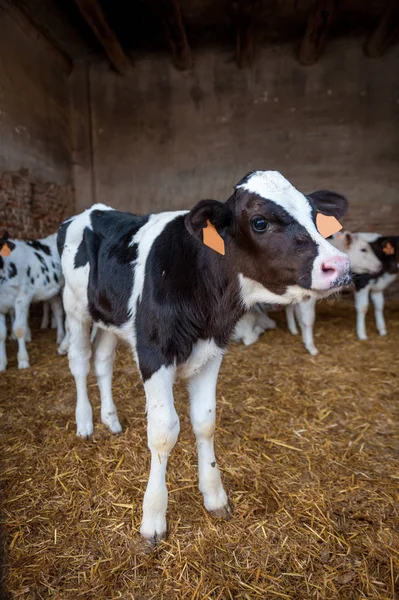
(203, 220, 225, 255)
(383, 242, 395, 255)
(316, 213, 342, 238)
(0, 243, 11, 257)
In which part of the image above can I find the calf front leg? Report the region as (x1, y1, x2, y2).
(355, 288, 369, 340)
(93, 329, 121, 433)
(140, 366, 179, 544)
(188, 353, 229, 518)
(41, 302, 50, 329)
(286, 305, 299, 335)
(371, 291, 386, 336)
(13, 297, 31, 369)
(0, 314, 7, 371)
(297, 299, 318, 356)
(67, 314, 93, 438)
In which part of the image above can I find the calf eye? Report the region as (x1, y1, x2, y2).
(361, 248, 367, 253)
(251, 216, 268, 233)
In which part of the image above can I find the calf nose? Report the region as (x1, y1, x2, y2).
(321, 255, 351, 286)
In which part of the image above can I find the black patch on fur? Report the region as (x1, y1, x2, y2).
(74, 238, 88, 268)
(57, 219, 71, 257)
(34, 252, 46, 265)
(8, 262, 17, 278)
(30, 277, 35, 285)
(85, 210, 149, 327)
(46, 275, 50, 283)
(27, 266, 31, 278)
(54, 272, 59, 283)
(135, 216, 242, 381)
(27, 240, 51, 255)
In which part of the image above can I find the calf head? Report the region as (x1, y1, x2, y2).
(372, 236, 399, 275)
(186, 170, 351, 307)
(331, 231, 382, 275)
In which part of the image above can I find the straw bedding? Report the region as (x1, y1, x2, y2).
(1, 299, 398, 599)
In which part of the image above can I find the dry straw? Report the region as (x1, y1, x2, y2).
(1, 300, 398, 599)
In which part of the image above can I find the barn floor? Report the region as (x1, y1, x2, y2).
(1, 300, 399, 599)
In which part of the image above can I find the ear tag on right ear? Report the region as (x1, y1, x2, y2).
(203, 220, 225, 255)
(0, 243, 11, 257)
(316, 213, 342, 238)
(383, 242, 395, 255)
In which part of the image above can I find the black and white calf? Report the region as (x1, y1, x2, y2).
(353, 233, 398, 340)
(58, 170, 351, 543)
(0, 232, 64, 370)
(285, 231, 384, 354)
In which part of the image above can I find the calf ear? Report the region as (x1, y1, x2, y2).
(185, 200, 235, 240)
(308, 190, 348, 218)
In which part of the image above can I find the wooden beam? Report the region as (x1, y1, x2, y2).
(298, 0, 337, 66)
(154, 0, 193, 71)
(74, 0, 130, 75)
(0, 0, 73, 75)
(232, 0, 260, 69)
(364, 0, 399, 58)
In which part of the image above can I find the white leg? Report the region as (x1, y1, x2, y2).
(188, 353, 229, 517)
(140, 366, 179, 543)
(67, 314, 93, 438)
(49, 296, 65, 344)
(93, 329, 121, 433)
(298, 299, 318, 356)
(371, 291, 386, 336)
(51, 313, 57, 329)
(41, 302, 50, 329)
(9, 308, 16, 340)
(25, 323, 32, 343)
(286, 305, 299, 335)
(0, 314, 7, 371)
(90, 324, 98, 344)
(13, 297, 31, 369)
(355, 288, 369, 340)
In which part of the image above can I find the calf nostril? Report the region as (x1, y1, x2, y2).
(321, 263, 336, 275)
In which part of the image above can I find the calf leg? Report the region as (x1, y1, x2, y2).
(355, 288, 369, 340)
(188, 353, 229, 517)
(67, 314, 93, 437)
(41, 302, 50, 329)
(58, 315, 70, 356)
(49, 296, 65, 344)
(286, 305, 299, 335)
(371, 291, 386, 336)
(93, 329, 121, 433)
(298, 299, 318, 356)
(0, 314, 7, 371)
(13, 297, 30, 369)
(140, 366, 179, 544)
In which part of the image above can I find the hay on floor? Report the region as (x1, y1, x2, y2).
(1, 300, 398, 599)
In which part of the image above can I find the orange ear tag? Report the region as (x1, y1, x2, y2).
(316, 213, 342, 238)
(383, 242, 395, 255)
(203, 220, 225, 255)
(0, 243, 11, 257)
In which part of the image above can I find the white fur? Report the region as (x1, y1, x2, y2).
(232, 307, 276, 346)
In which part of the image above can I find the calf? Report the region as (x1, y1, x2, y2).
(353, 233, 398, 340)
(0, 232, 64, 370)
(231, 305, 277, 346)
(286, 231, 383, 354)
(59, 170, 351, 543)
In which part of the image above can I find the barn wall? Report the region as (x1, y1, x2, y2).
(0, 11, 74, 238)
(85, 39, 399, 234)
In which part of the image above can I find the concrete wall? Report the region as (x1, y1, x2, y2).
(84, 39, 399, 234)
(0, 10, 74, 238)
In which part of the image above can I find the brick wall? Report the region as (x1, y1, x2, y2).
(0, 169, 74, 240)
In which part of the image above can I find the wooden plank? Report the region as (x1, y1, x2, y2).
(233, 0, 260, 69)
(74, 0, 130, 75)
(364, 0, 399, 58)
(69, 61, 96, 210)
(154, 0, 193, 71)
(298, 0, 337, 66)
(0, 0, 73, 75)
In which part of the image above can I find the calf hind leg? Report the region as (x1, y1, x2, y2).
(93, 329, 121, 433)
(355, 288, 369, 340)
(13, 297, 30, 369)
(188, 353, 229, 517)
(49, 296, 65, 344)
(140, 366, 180, 544)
